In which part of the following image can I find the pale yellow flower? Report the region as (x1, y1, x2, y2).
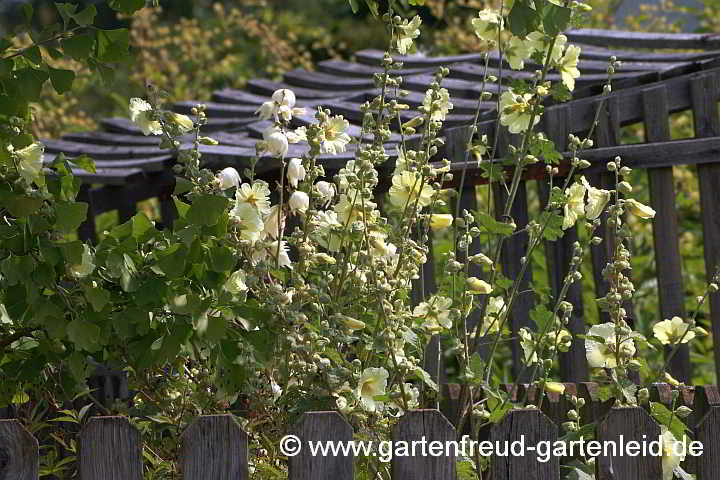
(661, 427, 686, 480)
(467, 277, 492, 294)
(129, 97, 162, 136)
(231, 203, 265, 243)
(320, 116, 351, 154)
(225, 270, 248, 294)
(581, 176, 611, 220)
(429, 214, 453, 232)
(653, 316, 695, 345)
(519, 327, 538, 364)
(563, 181, 586, 230)
(396, 15, 421, 54)
(625, 199, 656, 219)
(423, 88, 453, 122)
(545, 382, 566, 394)
(472, 9, 503, 43)
(413, 295, 453, 332)
(234, 182, 272, 216)
(499, 90, 540, 134)
(388, 171, 435, 209)
(480, 296, 505, 336)
(505, 36, 534, 70)
(557, 45, 581, 91)
(217, 167, 241, 190)
(289, 191, 309, 214)
(585, 322, 636, 368)
(357, 367, 388, 412)
(168, 112, 194, 133)
(286, 158, 306, 188)
(15, 143, 44, 184)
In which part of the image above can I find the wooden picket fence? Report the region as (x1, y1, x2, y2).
(3, 384, 720, 479)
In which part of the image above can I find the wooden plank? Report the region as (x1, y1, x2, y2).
(566, 28, 720, 50)
(642, 85, 690, 382)
(289, 411, 353, 480)
(63, 130, 163, 146)
(392, 410, 456, 480)
(173, 101, 259, 119)
(690, 74, 720, 383)
(696, 407, 720, 480)
(403, 74, 505, 99)
(246, 78, 366, 100)
(345, 89, 490, 115)
(573, 43, 720, 62)
(489, 409, 559, 480)
(540, 105, 588, 382)
(0, 420, 38, 480)
(317, 58, 434, 77)
(493, 178, 534, 379)
(79, 416, 142, 480)
(283, 69, 376, 90)
(182, 415, 248, 480)
(595, 407, 662, 480)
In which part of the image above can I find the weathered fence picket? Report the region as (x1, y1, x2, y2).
(0, 419, 38, 480)
(78, 416, 143, 480)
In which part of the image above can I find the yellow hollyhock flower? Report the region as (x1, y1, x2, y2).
(625, 199, 656, 219)
(389, 171, 435, 209)
(581, 176, 611, 220)
(129, 97, 162, 136)
(545, 382, 566, 395)
(562, 181, 586, 230)
(557, 45, 581, 91)
(467, 277, 492, 294)
(585, 322, 636, 368)
(471, 9, 503, 44)
(396, 15, 421, 54)
(661, 427, 686, 480)
(499, 90, 540, 134)
(357, 367, 388, 412)
(429, 214, 453, 231)
(653, 316, 695, 345)
(15, 142, 44, 184)
(413, 295, 453, 332)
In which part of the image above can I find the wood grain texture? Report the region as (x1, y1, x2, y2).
(0, 420, 38, 480)
(79, 416, 142, 480)
(695, 406, 720, 479)
(540, 105, 588, 382)
(392, 409, 456, 480)
(181, 415, 248, 480)
(596, 407, 662, 480)
(690, 74, 720, 384)
(288, 411, 353, 480)
(489, 409, 559, 480)
(642, 85, 690, 382)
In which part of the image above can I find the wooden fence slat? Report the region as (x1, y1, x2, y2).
(0, 420, 38, 480)
(596, 407, 662, 480)
(540, 105, 588, 382)
(695, 406, 720, 479)
(289, 411, 353, 480)
(642, 85, 690, 382)
(79, 416, 142, 480)
(489, 409, 559, 480)
(392, 409, 456, 480)
(690, 74, 720, 383)
(181, 414, 248, 480)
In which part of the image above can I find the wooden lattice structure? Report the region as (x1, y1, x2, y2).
(40, 29, 720, 386)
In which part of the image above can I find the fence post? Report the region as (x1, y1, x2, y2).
(0, 419, 38, 480)
(79, 416, 142, 480)
(489, 408, 559, 480)
(288, 411, 353, 480)
(695, 406, 720, 479)
(182, 414, 248, 480)
(392, 409, 456, 480)
(596, 407, 662, 480)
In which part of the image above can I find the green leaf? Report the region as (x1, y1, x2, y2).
(155, 243, 187, 279)
(476, 212, 515, 236)
(413, 367, 438, 392)
(131, 212, 156, 241)
(62, 34, 95, 61)
(55, 201, 88, 233)
(209, 246, 235, 272)
(72, 5, 97, 26)
(66, 318, 101, 352)
(542, 3, 572, 36)
(538, 211, 564, 241)
(108, 0, 146, 14)
(95, 29, 130, 63)
(348, 0, 360, 13)
(23, 45, 42, 65)
(55, 3, 77, 29)
(22, 3, 33, 23)
(0, 192, 43, 217)
(0, 58, 13, 79)
(186, 195, 228, 226)
(84, 286, 110, 312)
(70, 154, 96, 173)
(508, 0, 540, 37)
(650, 402, 689, 441)
(67, 351, 90, 381)
(57, 240, 84, 264)
(173, 176, 192, 195)
(12, 68, 49, 102)
(489, 402, 513, 423)
(48, 67, 76, 95)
